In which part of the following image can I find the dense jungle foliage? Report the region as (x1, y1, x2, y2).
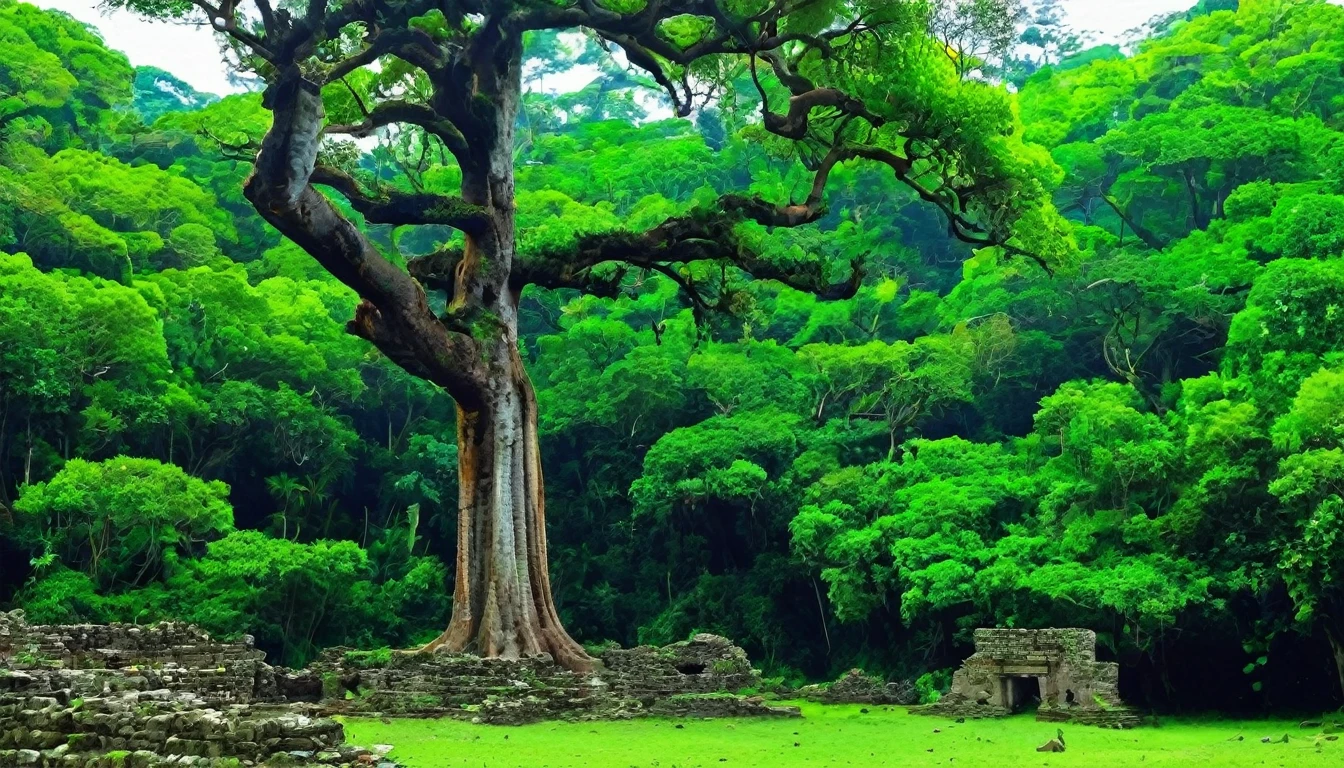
(4, 0, 1344, 710)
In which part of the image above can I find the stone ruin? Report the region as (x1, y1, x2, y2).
(308, 633, 799, 725)
(796, 669, 916, 706)
(913, 628, 1141, 728)
(0, 611, 797, 766)
(0, 611, 374, 768)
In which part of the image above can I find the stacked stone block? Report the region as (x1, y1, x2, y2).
(913, 628, 1142, 728)
(0, 612, 384, 767)
(0, 614, 273, 707)
(316, 633, 799, 724)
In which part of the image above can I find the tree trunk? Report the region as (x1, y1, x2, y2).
(243, 27, 592, 670)
(419, 349, 590, 670)
(1326, 625, 1344, 701)
(415, 42, 591, 670)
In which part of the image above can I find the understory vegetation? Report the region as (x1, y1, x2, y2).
(6, 0, 1344, 711)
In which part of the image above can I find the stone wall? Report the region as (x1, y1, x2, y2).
(0, 613, 273, 706)
(315, 634, 798, 724)
(0, 612, 384, 767)
(913, 628, 1141, 728)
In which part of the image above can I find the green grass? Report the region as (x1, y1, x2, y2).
(342, 703, 1343, 768)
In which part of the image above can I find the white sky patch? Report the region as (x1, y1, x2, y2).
(39, 0, 1334, 98)
(1063, 0, 1197, 43)
(38, 0, 236, 95)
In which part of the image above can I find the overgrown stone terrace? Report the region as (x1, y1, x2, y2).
(0, 611, 375, 767)
(0, 613, 797, 765)
(913, 628, 1141, 728)
(314, 634, 799, 724)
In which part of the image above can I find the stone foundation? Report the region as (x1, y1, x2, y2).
(314, 634, 799, 725)
(912, 628, 1142, 728)
(0, 612, 386, 767)
(0, 611, 799, 764)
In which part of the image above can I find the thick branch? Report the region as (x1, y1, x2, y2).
(516, 196, 862, 302)
(324, 96, 472, 163)
(246, 70, 486, 408)
(310, 166, 490, 233)
(407, 247, 464, 295)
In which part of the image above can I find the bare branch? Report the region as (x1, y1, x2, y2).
(190, 0, 277, 61)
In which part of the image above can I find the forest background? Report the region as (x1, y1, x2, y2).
(4, 0, 1344, 713)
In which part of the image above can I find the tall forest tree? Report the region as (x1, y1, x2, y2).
(114, 0, 1064, 670)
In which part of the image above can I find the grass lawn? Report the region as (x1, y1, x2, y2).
(342, 703, 1341, 768)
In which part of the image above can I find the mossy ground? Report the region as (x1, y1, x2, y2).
(342, 703, 1342, 767)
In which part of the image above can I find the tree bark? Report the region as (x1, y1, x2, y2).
(414, 44, 593, 669)
(243, 30, 591, 669)
(419, 350, 590, 670)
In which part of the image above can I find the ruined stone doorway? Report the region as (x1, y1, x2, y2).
(1006, 675, 1040, 713)
(914, 628, 1141, 727)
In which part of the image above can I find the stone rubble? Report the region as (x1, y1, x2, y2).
(797, 669, 917, 706)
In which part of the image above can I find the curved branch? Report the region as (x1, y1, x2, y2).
(599, 32, 694, 116)
(247, 70, 486, 408)
(309, 166, 490, 233)
(847, 145, 1052, 272)
(763, 87, 885, 140)
(189, 0, 277, 61)
(324, 98, 472, 163)
(512, 260, 629, 299)
(516, 195, 862, 303)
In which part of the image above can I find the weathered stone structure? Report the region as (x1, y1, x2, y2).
(913, 628, 1141, 728)
(315, 633, 799, 724)
(797, 669, 916, 706)
(0, 612, 381, 767)
(0, 612, 797, 765)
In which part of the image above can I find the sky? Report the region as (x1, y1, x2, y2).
(36, 0, 1204, 97)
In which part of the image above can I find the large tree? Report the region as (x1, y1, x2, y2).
(114, 0, 1064, 670)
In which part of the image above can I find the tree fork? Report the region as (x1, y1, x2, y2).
(413, 37, 593, 670)
(243, 50, 592, 668)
